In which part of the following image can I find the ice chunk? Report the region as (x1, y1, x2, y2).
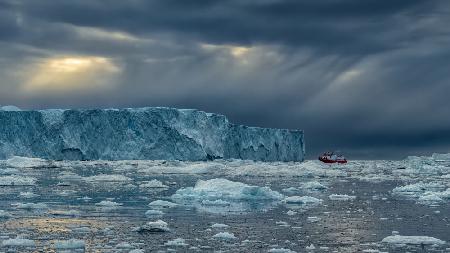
(54, 239, 85, 249)
(145, 209, 164, 216)
(19, 192, 39, 198)
(302, 181, 327, 191)
(2, 237, 35, 247)
(0, 210, 12, 218)
(84, 174, 132, 182)
(269, 248, 297, 253)
(201, 199, 231, 206)
(211, 223, 229, 229)
(137, 220, 170, 233)
(5, 156, 47, 168)
(95, 200, 122, 207)
(329, 194, 356, 201)
(283, 196, 322, 205)
(148, 200, 178, 208)
(212, 232, 237, 240)
(164, 238, 188, 247)
(382, 235, 445, 245)
(172, 178, 283, 202)
(13, 202, 48, 209)
(0, 176, 36, 186)
(139, 179, 168, 188)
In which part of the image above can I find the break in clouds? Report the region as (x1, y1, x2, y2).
(1, 0, 450, 158)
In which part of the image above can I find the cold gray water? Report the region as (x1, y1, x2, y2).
(0, 156, 449, 252)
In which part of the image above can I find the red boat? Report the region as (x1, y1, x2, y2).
(319, 152, 347, 164)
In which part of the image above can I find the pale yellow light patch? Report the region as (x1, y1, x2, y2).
(22, 56, 121, 93)
(74, 26, 143, 42)
(201, 43, 251, 60)
(335, 70, 361, 83)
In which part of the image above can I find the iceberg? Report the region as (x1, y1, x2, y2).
(0, 107, 304, 161)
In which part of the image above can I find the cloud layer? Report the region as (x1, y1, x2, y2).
(1, 0, 450, 159)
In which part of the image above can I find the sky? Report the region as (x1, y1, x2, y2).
(1, 0, 450, 159)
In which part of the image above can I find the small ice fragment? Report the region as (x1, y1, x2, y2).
(212, 232, 237, 240)
(139, 179, 168, 188)
(95, 200, 122, 207)
(145, 209, 164, 216)
(148, 200, 178, 208)
(54, 239, 85, 249)
(211, 223, 229, 229)
(328, 194, 356, 201)
(164, 238, 188, 247)
(138, 220, 170, 233)
(2, 237, 35, 247)
(269, 248, 297, 253)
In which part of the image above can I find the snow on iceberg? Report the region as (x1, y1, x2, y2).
(382, 235, 445, 245)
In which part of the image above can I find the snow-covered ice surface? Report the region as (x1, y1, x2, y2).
(0, 154, 449, 252)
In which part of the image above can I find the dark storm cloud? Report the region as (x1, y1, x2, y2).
(1, 0, 450, 159)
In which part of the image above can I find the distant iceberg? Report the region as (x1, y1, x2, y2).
(0, 107, 304, 161)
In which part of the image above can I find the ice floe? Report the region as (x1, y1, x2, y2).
(382, 235, 446, 245)
(137, 220, 170, 233)
(0, 176, 36, 186)
(328, 194, 356, 201)
(164, 238, 188, 247)
(54, 239, 85, 249)
(212, 232, 237, 240)
(148, 200, 178, 208)
(172, 178, 283, 201)
(2, 237, 35, 247)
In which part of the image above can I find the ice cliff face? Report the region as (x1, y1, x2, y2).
(0, 107, 305, 161)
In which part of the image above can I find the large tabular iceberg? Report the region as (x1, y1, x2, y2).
(0, 107, 304, 161)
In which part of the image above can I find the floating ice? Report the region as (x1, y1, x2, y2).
(164, 238, 188, 247)
(137, 220, 170, 233)
(139, 179, 168, 188)
(0, 210, 11, 218)
(0, 176, 36, 186)
(95, 200, 122, 207)
(382, 235, 445, 245)
(211, 223, 229, 229)
(4, 156, 47, 168)
(54, 239, 85, 249)
(392, 182, 449, 205)
(2, 237, 35, 247)
(212, 232, 237, 240)
(148, 200, 178, 209)
(201, 199, 231, 206)
(302, 181, 327, 191)
(19, 192, 39, 198)
(14, 202, 48, 209)
(145, 209, 164, 216)
(329, 194, 356, 201)
(283, 196, 322, 205)
(269, 248, 297, 253)
(172, 178, 283, 202)
(85, 174, 132, 183)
